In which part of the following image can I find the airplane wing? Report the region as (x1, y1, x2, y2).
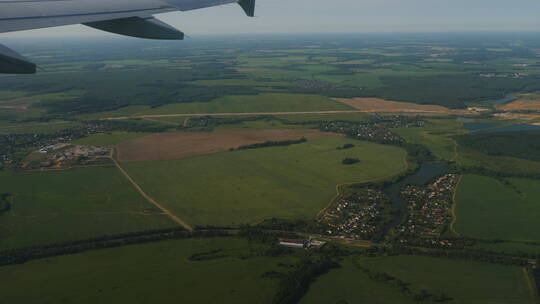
(0, 0, 255, 74)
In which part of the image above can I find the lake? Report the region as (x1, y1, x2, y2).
(464, 123, 497, 131)
(475, 124, 540, 134)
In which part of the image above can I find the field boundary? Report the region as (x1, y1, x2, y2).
(524, 267, 540, 304)
(449, 175, 464, 237)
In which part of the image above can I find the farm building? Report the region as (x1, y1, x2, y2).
(279, 238, 307, 249)
(278, 238, 327, 249)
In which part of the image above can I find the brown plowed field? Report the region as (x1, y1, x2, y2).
(334, 98, 474, 115)
(116, 129, 342, 162)
(497, 99, 540, 111)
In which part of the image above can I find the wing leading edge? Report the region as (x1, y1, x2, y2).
(0, 0, 256, 74)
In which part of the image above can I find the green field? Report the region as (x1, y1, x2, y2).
(393, 119, 467, 161)
(457, 146, 540, 176)
(78, 93, 354, 120)
(455, 175, 540, 242)
(138, 113, 371, 131)
(0, 167, 174, 249)
(122, 137, 408, 226)
(300, 258, 417, 304)
(72, 132, 150, 146)
(471, 242, 540, 255)
(0, 237, 292, 304)
(0, 122, 80, 135)
(143, 93, 353, 114)
(360, 255, 533, 304)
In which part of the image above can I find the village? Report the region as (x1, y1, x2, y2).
(22, 144, 112, 170)
(396, 173, 460, 245)
(479, 72, 528, 79)
(320, 116, 425, 145)
(0, 123, 110, 167)
(318, 188, 391, 241)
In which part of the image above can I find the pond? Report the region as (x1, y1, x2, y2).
(463, 123, 497, 131)
(475, 124, 540, 134)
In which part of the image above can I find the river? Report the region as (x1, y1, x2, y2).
(384, 162, 449, 227)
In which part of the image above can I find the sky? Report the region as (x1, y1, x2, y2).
(2, 0, 540, 38)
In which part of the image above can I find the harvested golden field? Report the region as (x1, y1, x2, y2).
(494, 112, 540, 120)
(334, 98, 474, 115)
(0, 97, 38, 112)
(116, 129, 342, 162)
(497, 99, 540, 111)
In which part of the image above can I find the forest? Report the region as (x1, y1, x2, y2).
(456, 130, 540, 162)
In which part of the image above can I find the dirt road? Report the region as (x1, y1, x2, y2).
(111, 154, 194, 232)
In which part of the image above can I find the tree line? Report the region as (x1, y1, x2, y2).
(272, 256, 340, 304)
(232, 138, 307, 151)
(0, 228, 232, 267)
(0, 193, 11, 216)
(352, 259, 453, 303)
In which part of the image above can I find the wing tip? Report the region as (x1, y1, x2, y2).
(238, 0, 255, 17)
(0, 44, 36, 74)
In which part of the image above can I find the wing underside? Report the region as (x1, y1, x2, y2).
(0, 0, 255, 73)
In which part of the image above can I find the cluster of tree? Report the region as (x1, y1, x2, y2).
(455, 130, 540, 162)
(342, 157, 361, 165)
(272, 256, 340, 304)
(0, 66, 259, 115)
(534, 268, 540, 294)
(94, 119, 170, 133)
(354, 262, 453, 303)
(0, 228, 233, 266)
(337, 143, 355, 150)
(359, 74, 540, 109)
(254, 218, 316, 232)
(360, 245, 529, 267)
(188, 249, 227, 261)
(182, 115, 273, 130)
(400, 143, 436, 163)
(236, 228, 298, 258)
(459, 166, 540, 181)
(233, 138, 307, 151)
(238, 227, 300, 245)
(0, 193, 11, 216)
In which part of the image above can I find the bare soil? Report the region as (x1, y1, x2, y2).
(497, 99, 540, 111)
(116, 129, 342, 162)
(0, 97, 37, 113)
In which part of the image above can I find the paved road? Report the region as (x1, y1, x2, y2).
(102, 110, 368, 120)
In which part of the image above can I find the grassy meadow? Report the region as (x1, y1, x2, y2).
(0, 237, 291, 304)
(393, 119, 467, 161)
(0, 167, 174, 249)
(302, 255, 534, 304)
(471, 242, 540, 255)
(300, 258, 417, 304)
(78, 93, 354, 120)
(455, 175, 540, 242)
(122, 137, 408, 226)
(360, 255, 533, 304)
